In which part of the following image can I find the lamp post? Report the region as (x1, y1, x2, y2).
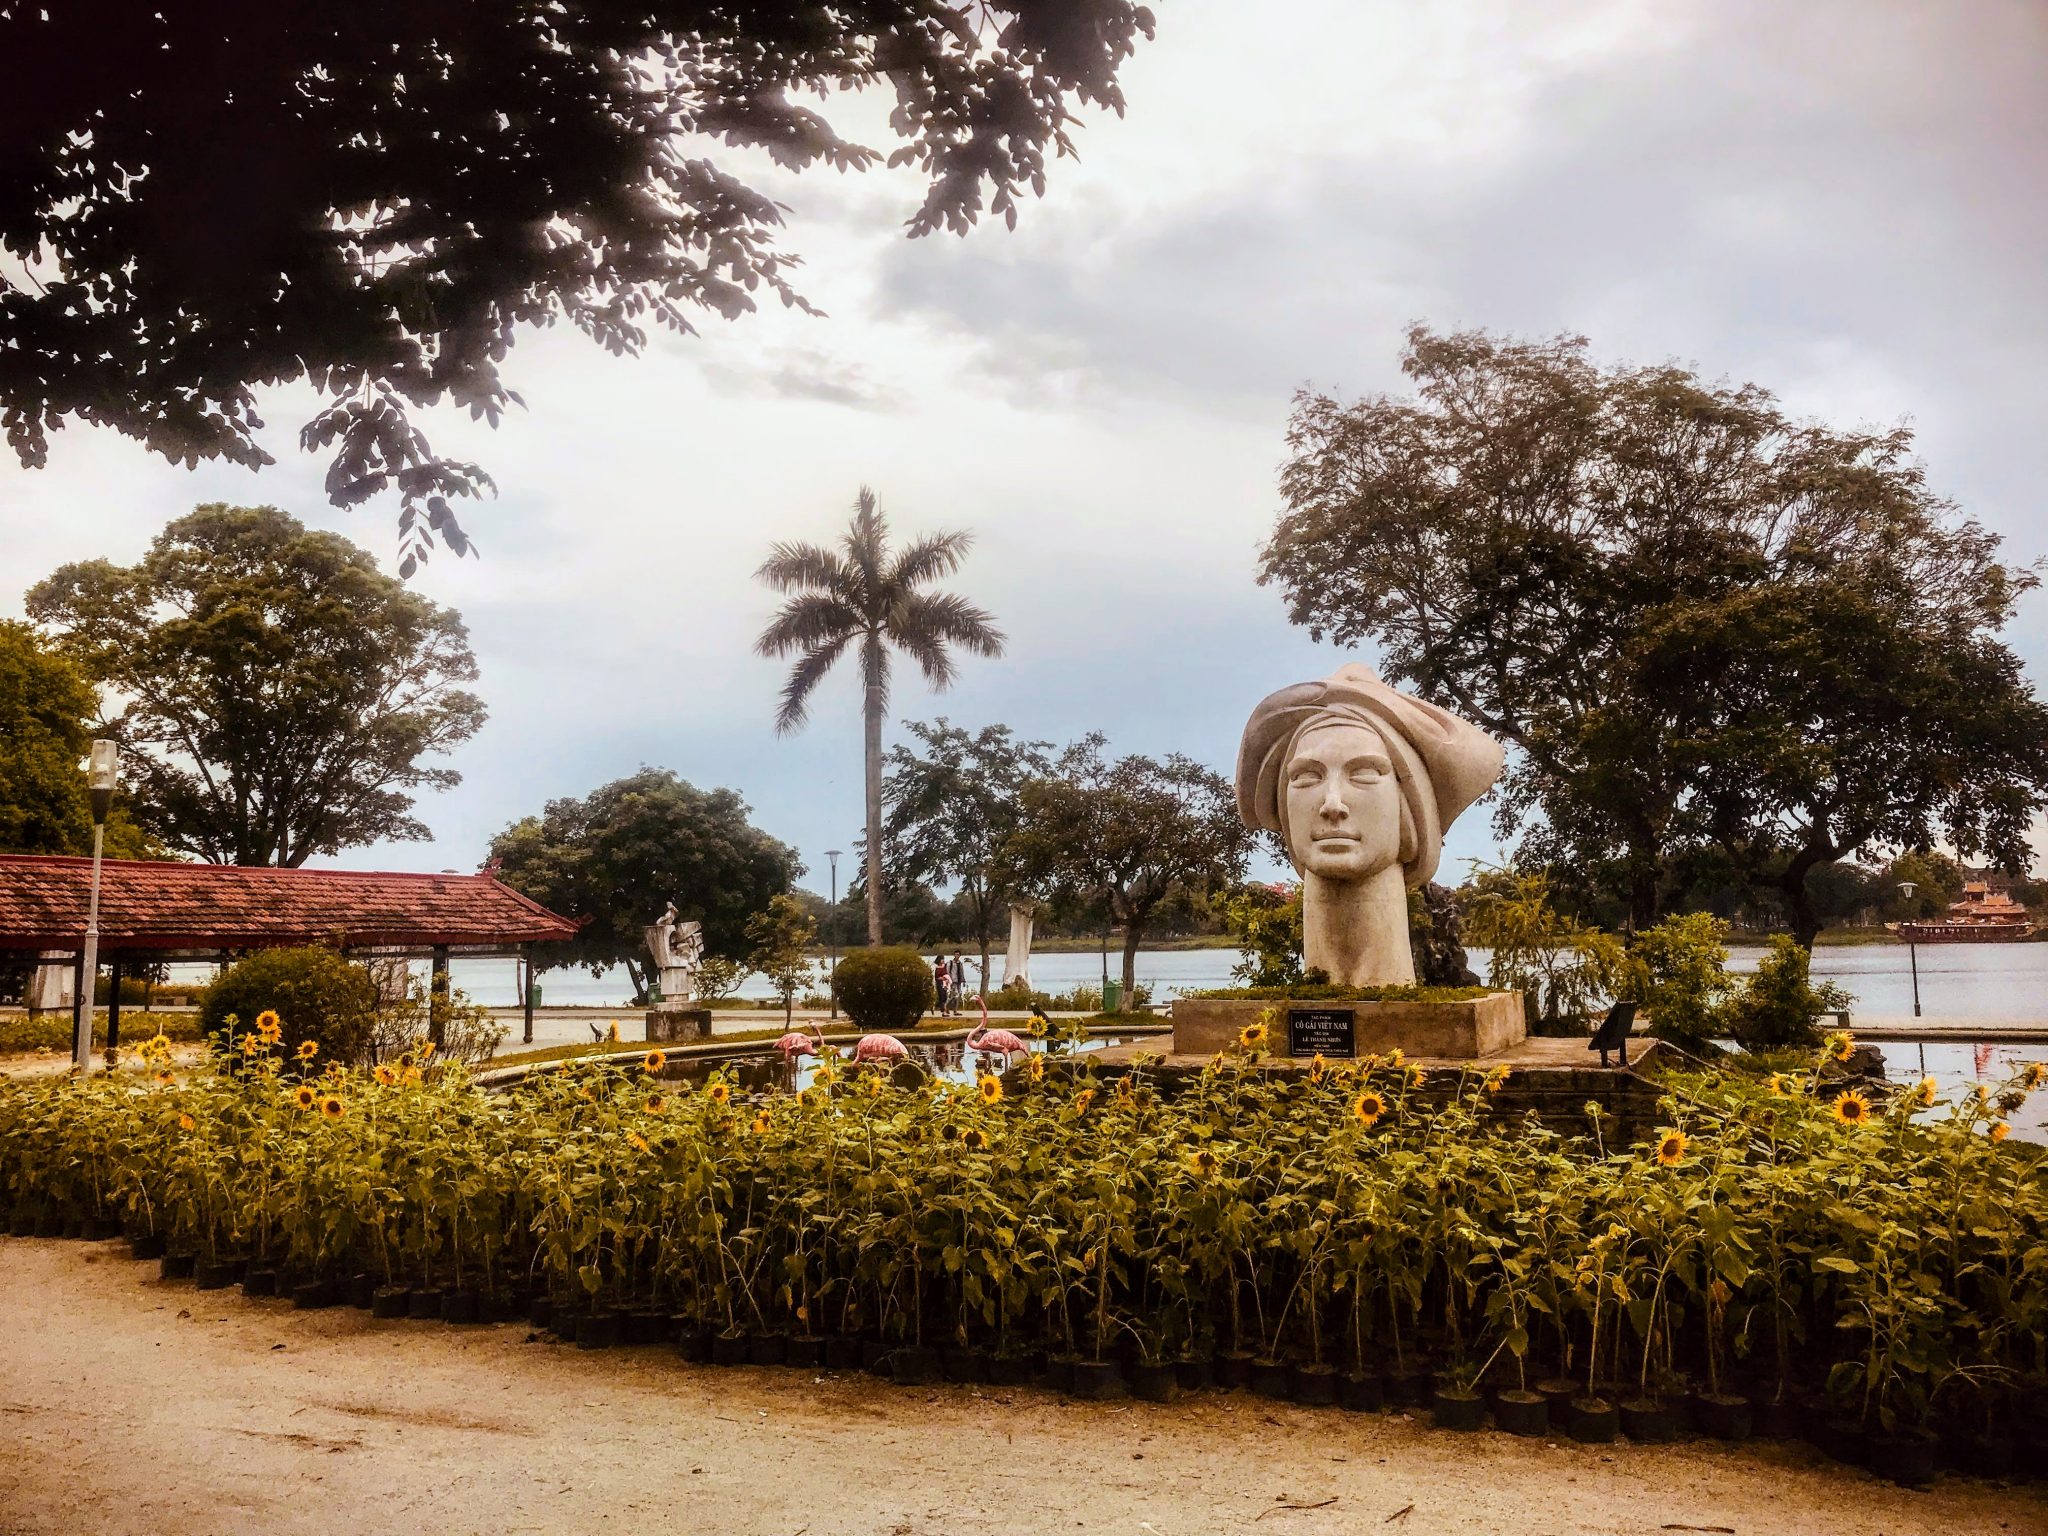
(825, 849, 843, 1019)
(1897, 880, 1922, 1020)
(75, 740, 118, 1075)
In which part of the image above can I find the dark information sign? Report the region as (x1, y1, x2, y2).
(1287, 1008, 1356, 1059)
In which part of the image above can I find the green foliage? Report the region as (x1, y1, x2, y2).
(367, 979, 507, 1069)
(0, 1011, 200, 1055)
(27, 506, 484, 865)
(745, 894, 817, 1026)
(0, 5, 1154, 561)
(1461, 868, 1633, 1033)
(199, 947, 379, 1065)
(1184, 983, 1490, 1003)
(1634, 913, 1734, 1050)
(1878, 851, 1967, 921)
(489, 767, 800, 1002)
(692, 955, 750, 1005)
(756, 488, 1005, 946)
(1726, 936, 1853, 1051)
(1263, 325, 2048, 941)
(830, 946, 934, 1033)
(0, 620, 94, 855)
(6, 1040, 2042, 1441)
(1220, 883, 1306, 987)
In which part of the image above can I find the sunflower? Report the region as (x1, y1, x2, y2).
(1990, 1120, 2012, 1143)
(374, 1065, 398, 1087)
(1767, 1073, 1787, 1097)
(1406, 1065, 1426, 1090)
(319, 1096, 346, 1121)
(646, 1094, 667, 1114)
(605, 1021, 620, 1042)
(418, 1041, 437, 1061)
(238, 1032, 261, 1057)
(961, 1127, 988, 1151)
(975, 1071, 1004, 1104)
(1655, 1129, 1688, 1166)
(177, 1112, 196, 1131)
(1831, 1090, 1871, 1126)
(1833, 1033, 1855, 1063)
(1026, 1055, 1045, 1085)
(255, 1010, 283, 1042)
(1483, 1064, 1510, 1096)
(627, 1131, 650, 1153)
(797, 1085, 823, 1111)
(2024, 1062, 2047, 1092)
(642, 1050, 667, 1074)
(397, 1051, 416, 1071)
(751, 1112, 772, 1135)
(1072, 1088, 1096, 1114)
(401, 1066, 422, 1085)
(293, 1085, 318, 1111)
(296, 1039, 319, 1060)
(864, 1073, 884, 1099)
(1188, 1147, 1220, 1178)
(1914, 1076, 1938, 1108)
(153, 1069, 174, 1086)
(1352, 1090, 1386, 1128)
(1308, 1053, 1329, 1084)
(705, 1080, 731, 1106)
(1237, 1022, 1270, 1051)
(939, 1122, 961, 1142)
(1386, 1049, 1405, 1068)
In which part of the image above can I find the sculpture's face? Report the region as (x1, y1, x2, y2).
(1284, 722, 1402, 882)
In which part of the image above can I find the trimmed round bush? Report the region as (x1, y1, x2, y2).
(831, 946, 934, 1033)
(200, 946, 379, 1064)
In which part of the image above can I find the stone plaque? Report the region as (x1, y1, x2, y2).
(1287, 1007, 1356, 1059)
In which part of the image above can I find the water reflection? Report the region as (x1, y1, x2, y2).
(654, 1035, 1136, 1095)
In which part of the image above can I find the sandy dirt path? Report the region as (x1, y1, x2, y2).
(0, 1240, 2038, 1536)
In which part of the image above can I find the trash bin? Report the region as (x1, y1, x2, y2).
(527, 982, 543, 1007)
(1102, 978, 1122, 1013)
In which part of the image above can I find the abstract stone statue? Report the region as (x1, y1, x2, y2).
(1000, 902, 1036, 991)
(644, 902, 704, 1005)
(1237, 663, 1504, 987)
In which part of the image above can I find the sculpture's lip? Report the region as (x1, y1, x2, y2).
(1310, 832, 1360, 844)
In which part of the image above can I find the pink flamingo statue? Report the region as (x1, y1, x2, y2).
(852, 1030, 909, 1066)
(963, 995, 1030, 1063)
(773, 1024, 821, 1062)
(780, 1020, 905, 1067)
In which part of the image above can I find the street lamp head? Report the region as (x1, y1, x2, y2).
(825, 848, 843, 865)
(1897, 880, 1918, 900)
(87, 739, 119, 823)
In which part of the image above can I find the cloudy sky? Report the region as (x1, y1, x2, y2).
(3, 0, 2044, 891)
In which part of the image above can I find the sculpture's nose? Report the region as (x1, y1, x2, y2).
(1317, 778, 1348, 823)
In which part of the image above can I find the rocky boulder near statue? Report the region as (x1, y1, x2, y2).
(1236, 663, 1504, 987)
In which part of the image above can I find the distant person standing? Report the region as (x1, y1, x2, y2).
(933, 954, 951, 1016)
(949, 952, 968, 1011)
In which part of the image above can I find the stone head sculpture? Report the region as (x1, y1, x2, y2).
(1236, 663, 1504, 986)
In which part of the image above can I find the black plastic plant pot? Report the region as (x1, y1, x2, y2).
(194, 1257, 239, 1290)
(1251, 1359, 1292, 1400)
(129, 1234, 166, 1262)
(441, 1290, 481, 1325)
(1870, 1431, 1938, 1488)
(785, 1334, 825, 1371)
(1566, 1396, 1620, 1444)
(1495, 1389, 1550, 1437)
(1385, 1367, 1433, 1409)
(241, 1267, 278, 1298)
(1619, 1399, 1677, 1443)
(1949, 1433, 2014, 1478)
(160, 1251, 197, 1281)
(1535, 1377, 1578, 1413)
(821, 1335, 860, 1372)
(347, 1273, 378, 1310)
(293, 1279, 339, 1310)
(860, 1339, 893, 1375)
(407, 1288, 445, 1321)
(1340, 1372, 1385, 1413)
(60, 1216, 84, 1240)
(1810, 1416, 1865, 1466)
(711, 1331, 750, 1366)
(481, 1293, 523, 1324)
(1175, 1357, 1214, 1394)
(1431, 1387, 1486, 1431)
(892, 1345, 943, 1386)
(577, 1312, 623, 1350)
(83, 1217, 120, 1241)
(621, 1309, 667, 1346)
(1067, 1359, 1125, 1400)
(6, 1213, 34, 1238)
(1215, 1351, 1256, 1391)
(1040, 1355, 1077, 1395)
(528, 1296, 555, 1330)
(942, 1346, 987, 1384)
(37, 1213, 67, 1238)
(1291, 1365, 1340, 1407)
(989, 1353, 1037, 1387)
(371, 1285, 412, 1319)
(1694, 1392, 1753, 1441)
(674, 1323, 713, 1364)
(1130, 1362, 1179, 1403)
(747, 1332, 788, 1367)
(1749, 1394, 1800, 1440)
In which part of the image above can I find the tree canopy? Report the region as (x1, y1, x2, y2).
(1262, 325, 2048, 943)
(0, 620, 104, 856)
(0, 2, 1155, 569)
(488, 767, 801, 1003)
(27, 504, 484, 865)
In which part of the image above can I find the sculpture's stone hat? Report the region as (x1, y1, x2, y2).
(1235, 663, 1505, 887)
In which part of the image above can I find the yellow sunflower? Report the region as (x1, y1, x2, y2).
(1188, 1148, 1220, 1178)
(2023, 1062, 2047, 1092)
(1072, 1088, 1096, 1114)
(319, 1096, 346, 1121)
(1832, 1032, 1855, 1063)
(1990, 1120, 2012, 1143)
(238, 1032, 261, 1057)
(605, 1021, 620, 1042)
(1914, 1076, 1938, 1108)
(646, 1094, 667, 1114)
(627, 1131, 650, 1153)
(1026, 1055, 1046, 1085)
(751, 1112, 772, 1135)
(961, 1127, 988, 1151)
(1237, 1021, 1270, 1051)
(642, 1050, 667, 1074)
(1831, 1090, 1871, 1126)
(153, 1069, 174, 1086)
(293, 1085, 318, 1112)
(1655, 1129, 1688, 1166)
(374, 1064, 398, 1087)
(1352, 1089, 1386, 1128)
(1406, 1065, 1426, 1090)
(975, 1071, 1003, 1105)
(401, 1066, 422, 1085)
(1767, 1073, 1787, 1097)
(705, 1080, 731, 1106)
(1483, 1065, 1510, 1096)
(296, 1039, 319, 1060)
(1308, 1053, 1329, 1083)
(255, 1010, 283, 1042)
(418, 1041, 437, 1061)
(177, 1112, 196, 1131)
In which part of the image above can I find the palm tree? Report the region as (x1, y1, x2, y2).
(755, 486, 1005, 945)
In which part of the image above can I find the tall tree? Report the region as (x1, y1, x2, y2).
(881, 718, 1053, 992)
(27, 504, 485, 865)
(1005, 740, 1252, 1000)
(1261, 324, 2048, 941)
(755, 488, 1004, 946)
(489, 768, 802, 1004)
(0, 3, 1153, 566)
(746, 893, 818, 1027)
(0, 619, 97, 856)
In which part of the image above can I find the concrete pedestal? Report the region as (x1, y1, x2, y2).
(1171, 992, 1526, 1060)
(645, 1007, 712, 1044)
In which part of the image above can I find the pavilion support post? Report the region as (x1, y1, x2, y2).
(430, 946, 450, 1050)
(522, 944, 536, 1045)
(70, 949, 87, 1069)
(106, 956, 123, 1063)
